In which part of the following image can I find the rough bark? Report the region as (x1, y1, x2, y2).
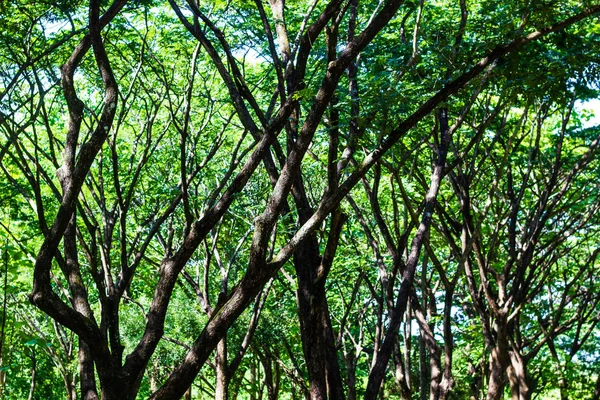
(486, 318, 509, 400)
(215, 338, 229, 400)
(79, 341, 99, 400)
(295, 210, 347, 400)
(507, 350, 530, 400)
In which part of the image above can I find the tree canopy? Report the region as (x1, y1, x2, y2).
(1, 0, 600, 399)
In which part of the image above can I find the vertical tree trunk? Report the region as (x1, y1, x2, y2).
(63, 371, 77, 400)
(295, 242, 331, 399)
(257, 348, 278, 400)
(403, 303, 412, 395)
(429, 351, 442, 400)
(0, 240, 8, 399)
(149, 358, 159, 393)
(296, 267, 345, 399)
(486, 319, 509, 400)
(418, 345, 429, 400)
(428, 305, 443, 400)
(467, 354, 484, 400)
(438, 286, 456, 400)
(593, 369, 600, 400)
(80, 340, 99, 400)
(27, 349, 36, 400)
(487, 347, 506, 400)
(215, 338, 229, 400)
(294, 211, 346, 400)
(70, 372, 78, 400)
(62, 212, 100, 400)
(250, 358, 258, 400)
(507, 350, 530, 400)
(393, 339, 411, 400)
(346, 355, 358, 400)
(0, 368, 5, 398)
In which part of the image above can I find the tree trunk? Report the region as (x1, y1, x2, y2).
(216, 338, 229, 400)
(80, 340, 99, 400)
(403, 302, 412, 397)
(486, 319, 509, 400)
(438, 287, 456, 400)
(419, 332, 428, 400)
(593, 369, 600, 400)
(507, 350, 530, 400)
(430, 349, 442, 400)
(27, 349, 36, 400)
(250, 359, 258, 400)
(257, 348, 278, 400)
(64, 212, 99, 400)
(294, 212, 346, 400)
(295, 243, 329, 399)
(0, 368, 5, 398)
(393, 338, 411, 400)
(149, 358, 159, 393)
(345, 355, 358, 400)
(63, 371, 77, 400)
(0, 241, 8, 398)
(487, 346, 507, 400)
(296, 270, 345, 399)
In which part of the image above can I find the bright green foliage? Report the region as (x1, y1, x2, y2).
(1, 0, 600, 399)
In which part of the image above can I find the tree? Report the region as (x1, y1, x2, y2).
(1, 0, 600, 399)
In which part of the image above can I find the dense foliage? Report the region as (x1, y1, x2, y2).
(1, 0, 600, 399)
